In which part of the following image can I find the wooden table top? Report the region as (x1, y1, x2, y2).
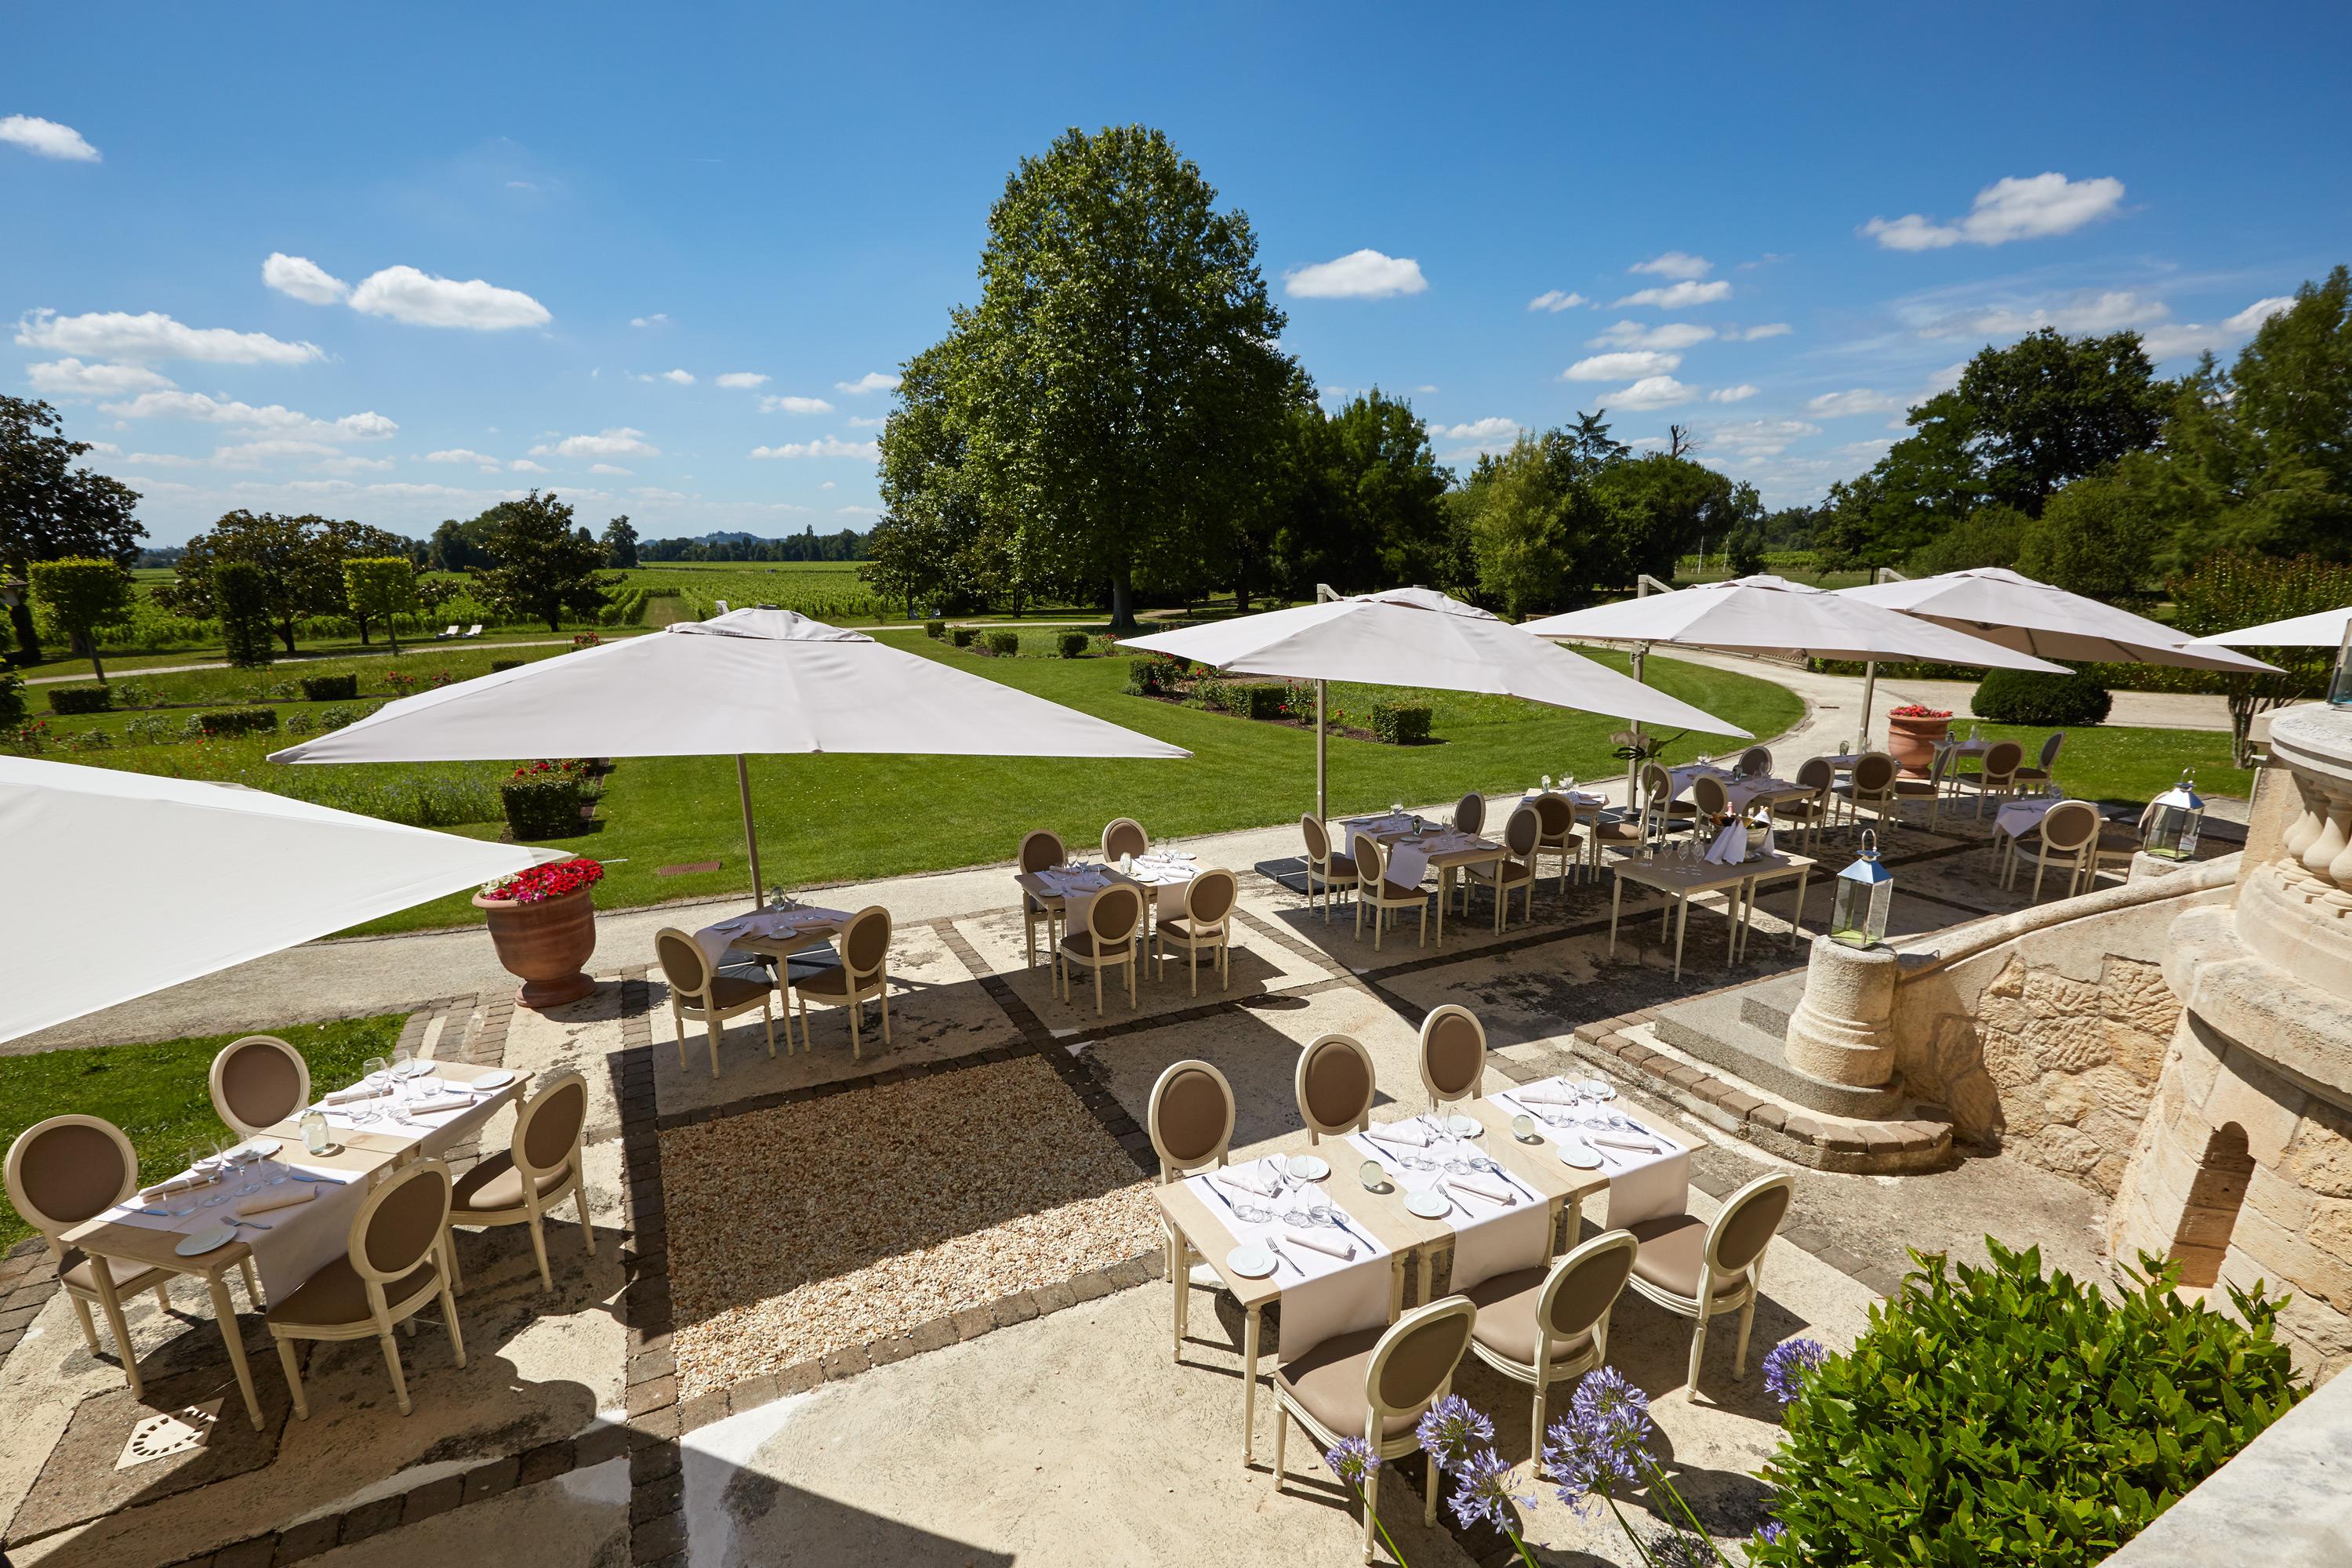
(1613, 850, 1813, 897)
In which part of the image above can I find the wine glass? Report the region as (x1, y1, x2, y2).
(200, 1138, 235, 1207)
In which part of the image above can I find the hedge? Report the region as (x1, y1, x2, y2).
(490, 659, 522, 673)
(924, 619, 947, 640)
(189, 707, 280, 737)
(1125, 659, 1167, 696)
(47, 684, 113, 716)
(1370, 702, 1432, 745)
(1207, 680, 1286, 720)
(951, 626, 978, 648)
(501, 774, 585, 840)
(1972, 667, 2114, 728)
(299, 673, 359, 702)
(0, 673, 24, 728)
(983, 630, 1020, 656)
(1057, 630, 1090, 659)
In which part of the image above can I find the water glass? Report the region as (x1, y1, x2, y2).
(1233, 1199, 1272, 1225)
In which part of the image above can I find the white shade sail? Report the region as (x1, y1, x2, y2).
(0, 756, 559, 1044)
(2187, 604, 2352, 649)
(1119, 590, 1747, 736)
(1518, 575, 2070, 671)
(1837, 567, 2281, 673)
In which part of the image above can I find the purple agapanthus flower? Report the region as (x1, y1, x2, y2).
(1762, 1338, 1830, 1407)
(1325, 1436, 1380, 1490)
(1416, 1393, 1495, 1474)
(1448, 1446, 1536, 1533)
(1755, 1520, 1787, 1545)
(1541, 1365, 1656, 1517)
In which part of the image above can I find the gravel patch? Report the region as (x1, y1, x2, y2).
(663, 1054, 1156, 1398)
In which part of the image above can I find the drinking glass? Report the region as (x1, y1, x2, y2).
(1233, 1198, 1272, 1225)
(1541, 775, 1553, 793)
(1509, 1112, 1537, 1141)
(391, 1041, 412, 1077)
(1390, 801, 1404, 817)
(200, 1139, 234, 1206)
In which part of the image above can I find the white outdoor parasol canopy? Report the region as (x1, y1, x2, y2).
(271, 608, 1189, 899)
(2187, 604, 2352, 648)
(0, 755, 561, 1044)
(1838, 568, 2281, 673)
(1118, 586, 1745, 820)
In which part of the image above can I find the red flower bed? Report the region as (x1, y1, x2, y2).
(1889, 703, 1951, 719)
(510, 757, 590, 780)
(482, 856, 606, 905)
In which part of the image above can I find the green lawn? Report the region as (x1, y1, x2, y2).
(1962, 722, 2249, 804)
(0, 1015, 407, 1253)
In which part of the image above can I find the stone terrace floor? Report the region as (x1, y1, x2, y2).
(0, 798, 2207, 1567)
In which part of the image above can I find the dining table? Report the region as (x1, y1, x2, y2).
(61, 1059, 531, 1430)
(699, 902, 856, 975)
(1609, 841, 1816, 979)
(1338, 812, 1509, 943)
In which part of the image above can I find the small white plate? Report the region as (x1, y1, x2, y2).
(176, 1223, 239, 1257)
(1228, 1244, 1276, 1279)
(469, 1068, 517, 1090)
(1286, 1153, 1331, 1182)
(1406, 1189, 1453, 1219)
(1579, 1079, 1616, 1101)
(236, 1138, 281, 1161)
(1559, 1140, 1602, 1170)
(397, 1058, 436, 1078)
(1445, 1114, 1482, 1138)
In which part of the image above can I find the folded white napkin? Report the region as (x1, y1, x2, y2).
(322, 1084, 387, 1105)
(1364, 1121, 1428, 1149)
(1283, 1225, 1353, 1260)
(238, 1185, 316, 1216)
(405, 1094, 479, 1119)
(1214, 1166, 1277, 1199)
(1591, 1133, 1661, 1154)
(1515, 1080, 1577, 1106)
(1704, 821, 1748, 864)
(1446, 1172, 1512, 1205)
(140, 1172, 212, 1197)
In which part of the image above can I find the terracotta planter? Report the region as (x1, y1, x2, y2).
(473, 884, 598, 1009)
(1886, 713, 1951, 777)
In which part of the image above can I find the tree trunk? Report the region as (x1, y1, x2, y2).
(278, 618, 298, 655)
(5, 600, 38, 664)
(1109, 569, 1135, 633)
(356, 615, 372, 647)
(387, 620, 400, 655)
(85, 634, 105, 682)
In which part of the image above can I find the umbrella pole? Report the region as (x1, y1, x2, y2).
(1626, 643, 1649, 808)
(1316, 679, 1327, 825)
(1858, 661, 1878, 750)
(736, 754, 764, 906)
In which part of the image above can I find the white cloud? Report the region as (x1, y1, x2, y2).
(589, 463, 632, 475)
(1610, 280, 1731, 310)
(1426, 417, 1521, 443)
(510, 459, 549, 473)
(0, 115, 99, 162)
(656, 368, 693, 385)
(100, 390, 395, 438)
(1588, 321, 1715, 351)
(1564, 350, 1682, 381)
(425, 448, 502, 470)
(1918, 289, 2169, 341)
(843, 414, 887, 428)
(1708, 385, 1761, 404)
(630, 313, 668, 328)
(25, 358, 176, 397)
(1806, 388, 1904, 418)
(2140, 295, 2299, 359)
(630, 486, 686, 502)
(209, 438, 340, 468)
(716, 372, 769, 389)
(1864, 172, 2125, 251)
(1606, 376, 1695, 411)
(1732, 322, 1791, 340)
(347, 266, 551, 330)
(16, 308, 323, 365)
(261, 253, 349, 305)
(1628, 252, 1712, 280)
(760, 394, 834, 415)
(1526, 290, 1590, 313)
(530, 426, 658, 458)
(748, 437, 880, 459)
(821, 481, 836, 490)
(1283, 249, 1428, 300)
(1710, 419, 1822, 459)
(317, 454, 394, 475)
(835, 504, 880, 517)
(2225, 296, 2296, 332)
(835, 372, 899, 394)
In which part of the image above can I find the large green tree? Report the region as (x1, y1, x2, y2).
(1270, 387, 1454, 601)
(601, 514, 640, 568)
(161, 512, 347, 654)
(472, 492, 616, 630)
(866, 335, 1032, 617)
(931, 125, 1295, 630)
(0, 395, 145, 662)
(29, 557, 133, 679)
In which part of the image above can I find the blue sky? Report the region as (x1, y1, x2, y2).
(5, 2, 2348, 546)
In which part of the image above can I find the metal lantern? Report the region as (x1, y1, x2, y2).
(2146, 770, 2206, 862)
(1831, 829, 1893, 948)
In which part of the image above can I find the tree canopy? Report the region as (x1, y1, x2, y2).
(472, 491, 616, 631)
(159, 512, 411, 653)
(0, 395, 144, 661)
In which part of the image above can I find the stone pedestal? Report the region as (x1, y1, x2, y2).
(1783, 935, 1899, 1087)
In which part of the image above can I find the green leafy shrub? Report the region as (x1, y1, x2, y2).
(983, 630, 1020, 656)
(47, 684, 113, 716)
(114, 682, 154, 708)
(123, 713, 172, 744)
(280, 711, 318, 736)
(299, 673, 359, 702)
(500, 773, 586, 839)
(1124, 658, 1166, 696)
(1752, 1241, 2307, 1568)
(0, 673, 23, 728)
(1057, 630, 1090, 659)
(62, 727, 113, 751)
(1973, 667, 2114, 727)
(1213, 681, 1286, 720)
(924, 619, 947, 640)
(951, 626, 978, 648)
(490, 659, 522, 673)
(318, 703, 368, 730)
(214, 559, 276, 668)
(191, 707, 280, 737)
(1370, 702, 1432, 745)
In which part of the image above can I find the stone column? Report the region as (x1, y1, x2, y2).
(1783, 935, 1899, 1087)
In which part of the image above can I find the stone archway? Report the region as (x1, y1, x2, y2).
(2170, 1122, 2255, 1287)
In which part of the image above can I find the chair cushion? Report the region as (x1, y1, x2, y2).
(1273, 1325, 1421, 1441)
(1377, 880, 1424, 902)
(793, 965, 872, 998)
(2013, 766, 2050, 782)
(59, 1249, 172, 1298)
(267, 1254, 439, 1328)
(686, 974, 774, 1011)
(2095, 826, 2141, 853)
(1469, 861, 1534, 886)
(1891, 778, 1940, 797)
(1465, 1267, 1597, 1367)
(1626, 1214, 1748, 1302)
(1592, 818, 1647, 843)
(451, 1150, 571, 1215)
(1156, 918, 1223, 942)
(1319, 854, 1359, 880)
(1059, 933, 1133, 960)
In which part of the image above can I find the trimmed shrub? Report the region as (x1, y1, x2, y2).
(924, 619, 947, 640)
(1057, 630, 1090, 659)
(490, 659, 522, 672)
(1753, 1241, 2307, 1568)
(1213, 681, 1286, 720)
(951, 626, 978, 648)
(1124, 658, 1166, 696)
(1972, 666, 2114, 727)
(983, 630, 1020, 656)
(501, 773, 585, 840)
(47, 684, 113, 715)
(1370, 702, 1432, 745)
(0, 673, 24, 728)
(318, 704, 367, 730)
(190, 706, 280, 737)
(214, 559, 275, 668)
(299, 673, 359, 702)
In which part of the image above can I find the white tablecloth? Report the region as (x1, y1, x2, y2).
(1490, 1080, 1692, 1228)
(1519, 790, 1607, 811)
(694, 905, 854, 967)
(1995, 795, 2063, 840)
(1349, 1118, 1549, 1292)
(1726, 776, 1802, 811)
(1186, 1160, 1392, 1356)
(1386, 830, 1497, 888)
(1038, 860, 1196, 928)
(1666, 764, 1734, 801)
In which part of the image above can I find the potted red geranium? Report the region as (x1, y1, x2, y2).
(1886, 702, 1952, 776)
(473, 856, 604, 1008)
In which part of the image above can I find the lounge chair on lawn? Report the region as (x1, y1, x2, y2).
(463, 624, 484, 638)
(435, 624, 460, 640)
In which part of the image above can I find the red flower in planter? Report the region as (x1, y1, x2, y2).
(1889, 703, 1952, 719)
(481, 856, 607, 905)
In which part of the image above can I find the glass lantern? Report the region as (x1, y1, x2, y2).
(1830, 829, 1893, 948)
(2331, 616, 2352, 707)
(2145, 770, 2206, 862)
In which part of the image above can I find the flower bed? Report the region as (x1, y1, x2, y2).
(481, 855, 606, 905)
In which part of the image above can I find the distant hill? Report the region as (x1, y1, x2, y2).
(638, 524, 869, 563)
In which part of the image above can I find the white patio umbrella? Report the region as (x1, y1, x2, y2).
(0, 755, 561, 1044)
(271, 608, 1189, 900)
(2187, 604, 2352, 648)
(1519, 574, 2068, 748)
(1118, 586, 1745, 821)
